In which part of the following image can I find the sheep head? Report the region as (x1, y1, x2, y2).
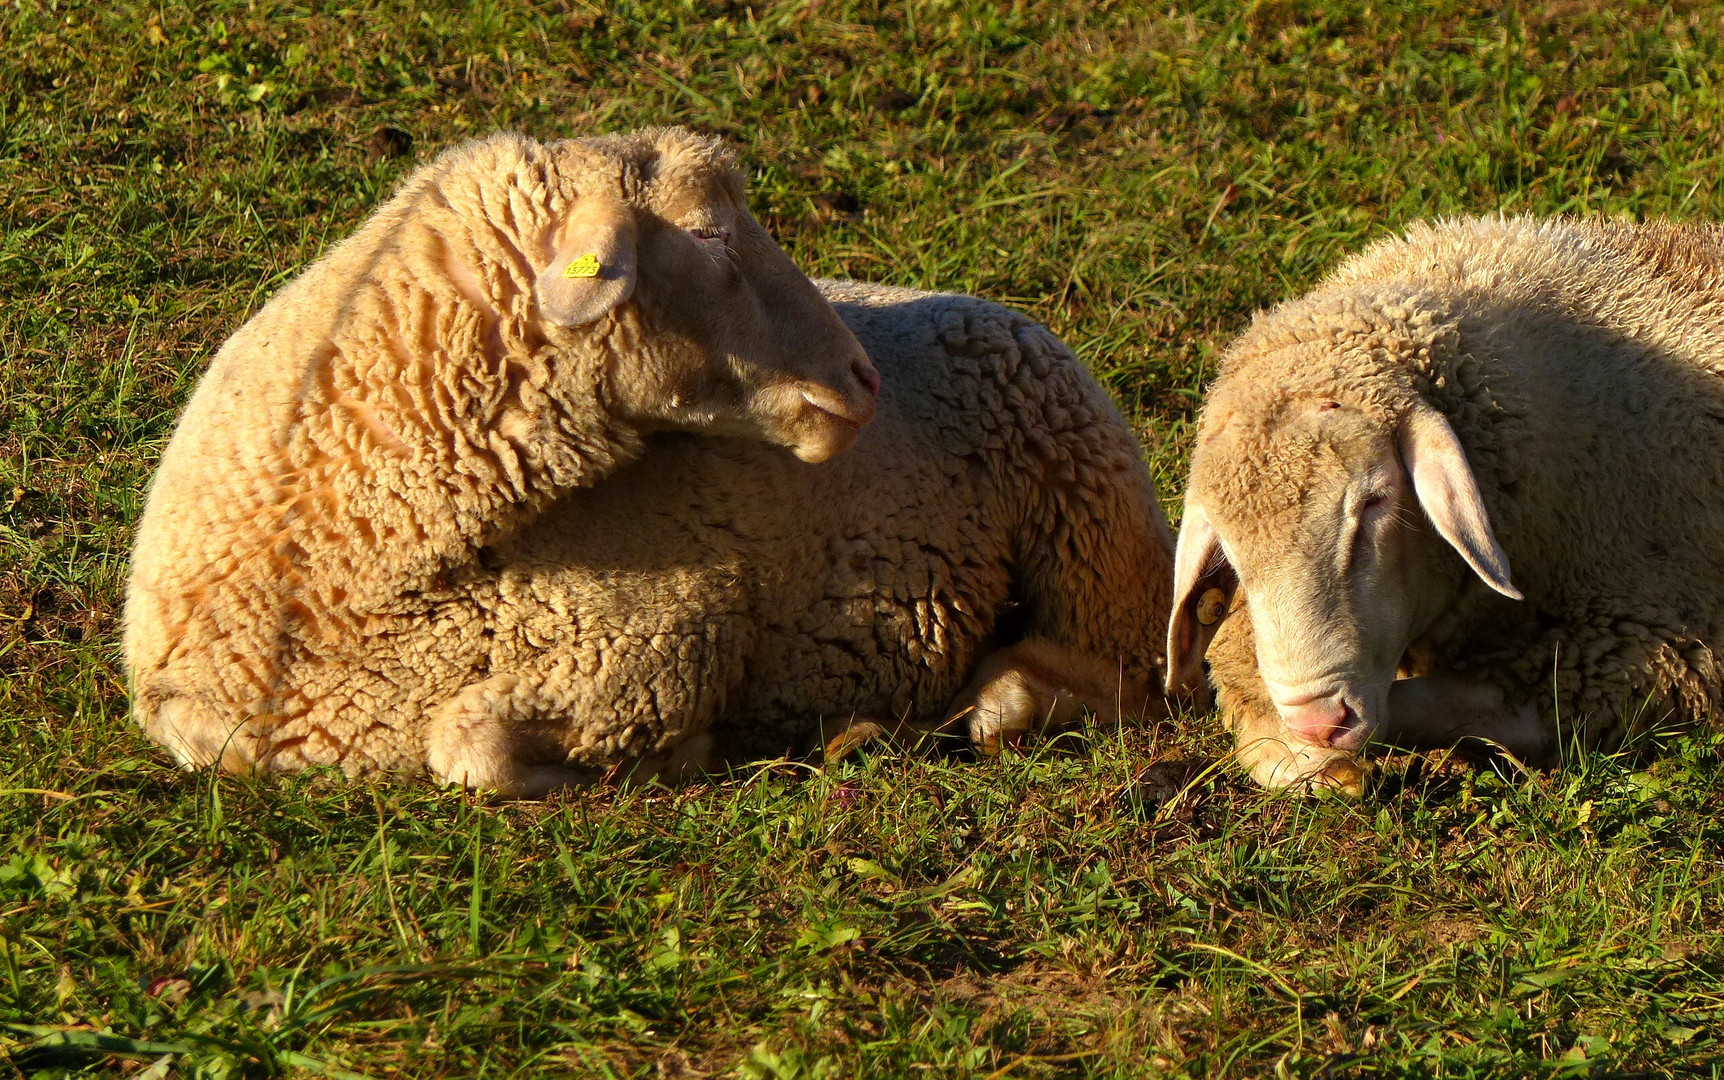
(535, 128, 878, 463)
(1165, 377, 1522, 783)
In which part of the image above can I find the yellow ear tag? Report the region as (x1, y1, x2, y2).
(563, 254, 602, 279)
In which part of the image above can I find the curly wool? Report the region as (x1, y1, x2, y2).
(1207, 216, 1724, 745)
(726, 281, 1173, 748)
(494, 281, 1175, 770)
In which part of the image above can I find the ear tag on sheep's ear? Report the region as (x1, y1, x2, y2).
(1196, 588, 1228, 626)
(563, 254, 602, 279)
(536, 197, 637, 328)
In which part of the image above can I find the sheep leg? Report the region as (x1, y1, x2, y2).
(1209, 613, 1368, 793)
(951, 637, 1159, 755)
(613, 730, 721, 786)
(424, 672, 720, 797)
(1220, 679, 1368, 794)
(1381, 672, 1550, 764)
(424, 673, 597, 796)
(817, 715, 952, 763)
(144, 696, 260, 773)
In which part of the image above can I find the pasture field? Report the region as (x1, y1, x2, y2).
(4, 1, 1724, 1075)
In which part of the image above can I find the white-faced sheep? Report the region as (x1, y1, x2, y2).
(125, 128, 1174, 796)
(1166, 216, 1724, 793)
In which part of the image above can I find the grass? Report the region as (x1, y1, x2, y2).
(3, 0, 1724, 1075)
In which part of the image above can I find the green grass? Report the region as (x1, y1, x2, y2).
(4, 0, 1724, 1075)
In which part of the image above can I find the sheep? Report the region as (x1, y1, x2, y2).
(125, 126, 1175, 796)
(1164, 216, 1724, 793)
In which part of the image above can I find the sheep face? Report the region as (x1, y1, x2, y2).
(632, 198, 880, 462)
(537, 132, 879, 463)
(1166, 391, 1521, 778)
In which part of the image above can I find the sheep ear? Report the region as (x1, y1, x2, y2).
(1165, 495, 1239, 695)
(1398, 402, 1523, 600)
(536, 195, 638, 327)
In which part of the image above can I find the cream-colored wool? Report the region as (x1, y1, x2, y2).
(1167, 216, 1724, 790)
(126, 129, 1173, 795)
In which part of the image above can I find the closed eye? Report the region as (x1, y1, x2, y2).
(1351, 490, 1391, 557)
(690, 225, 738, 267)
(1342, 479, 1397, 577)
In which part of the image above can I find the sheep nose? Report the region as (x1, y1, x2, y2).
(1277, 696, 1350, 746)
(853, 357, 881, 398)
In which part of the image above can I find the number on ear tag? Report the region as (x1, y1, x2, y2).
(563, 254, 602, 279)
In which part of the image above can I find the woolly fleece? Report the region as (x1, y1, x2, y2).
(125, 126, 883, 786)
(1197, 216, 1724, 759)
(124, 129, 1171, 789)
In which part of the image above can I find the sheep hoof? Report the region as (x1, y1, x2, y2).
(1240, 737, 1368, 797)
(1304, 757, 1368, 797)
(972, 718, 1031, 758)
(822, 719, 893, 763)
(819, 718, 952, 763)
(963, 673, 1043, 757)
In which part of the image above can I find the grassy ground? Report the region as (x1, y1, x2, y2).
(4, 0, 1724, 1075)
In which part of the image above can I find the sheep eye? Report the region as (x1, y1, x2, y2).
(1359, 491, 1389, 516)
(690, 226, 731, 245)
